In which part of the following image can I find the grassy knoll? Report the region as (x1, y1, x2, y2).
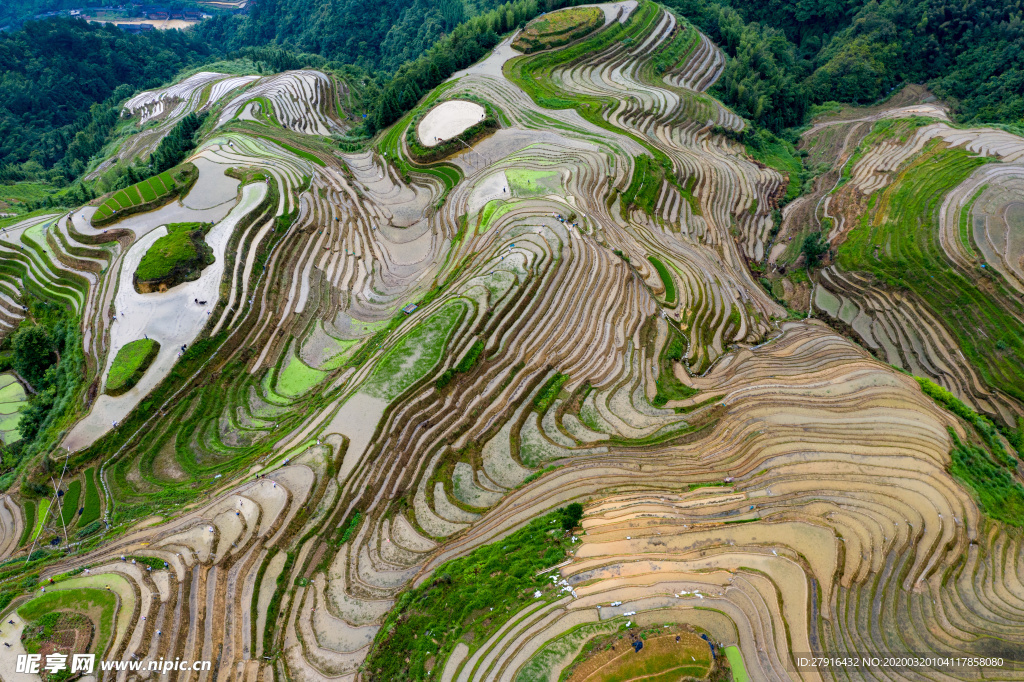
(21, 610, 93, 656)
(836, 143, 1024, 405)
(91, 163, 198, 226)
(106, 339, 160, 396)
(18, 588, 117, 657)
(363, 300, 467, 402)
(365, 506, 582, 680)
(512, 6, 604, 53)
(725, 645, 750, 682)
(59, 479, 81, 527)
(647, 256, 677, 305)
(78, 468, 101, 527)
(135, 222, 214, 290)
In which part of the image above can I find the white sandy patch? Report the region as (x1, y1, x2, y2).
(451, 35, 523, 79)
(417, 101, 486, 148)
(0, 614, 33, 682)
(90, 18, 198, 30)
(63, 183, 267, 452)
(468, 170, 510, 213)
(602, 0, 638, 23)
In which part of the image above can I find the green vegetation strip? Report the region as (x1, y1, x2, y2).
(958, 185, 985, 259)
(654, 327, 697, 406)
(363, 300, 467, 402)
(78, 468, 101, 527)
(59, 480, 81, 527)
(647, 255, 676, 305)
(30, 498, 49, 541)
(436, 338, 484, 390)
(725, 645, 750, 682)
(20, 500, 36, 546)
(534, 372, 569, 413)
(917, 378, 1023, 525)
(365, 505, 583, 680)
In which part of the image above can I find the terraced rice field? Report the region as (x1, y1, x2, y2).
(0, 3, 1022, 681)
(0, 372, 27, 444)
(91, 164, 197, 226)
(512, 6, 605, 53)
(814, 116, 1024, 426)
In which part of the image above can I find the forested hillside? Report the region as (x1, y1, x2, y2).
(2, 1, 1022, 674)
(0, 0, 80, 28)
(0, 19, 210, 182)
(199, 0, 1022, 134)
(668, 0, 1024, 129)
(1, 0, 1021, 196)
(195, 0, 489, 71)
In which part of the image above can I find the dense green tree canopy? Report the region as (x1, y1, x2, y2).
(12, 325, 56, 391)
(0, 18, 210, 180)
(195, 0, 518, 72)
(1, 0, 1021, 195)
(669, 0, 1024, 127)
